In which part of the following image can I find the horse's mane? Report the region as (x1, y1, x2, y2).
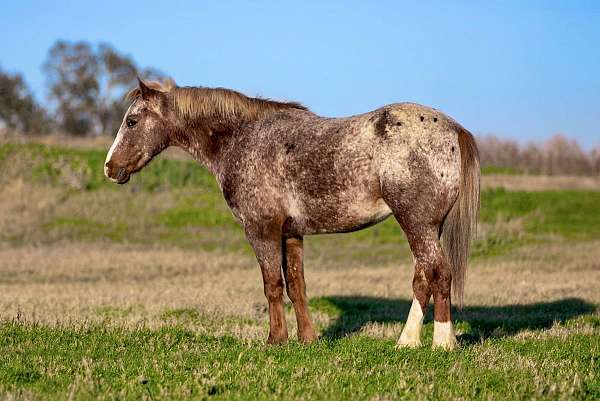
(126, 80, 308, 122)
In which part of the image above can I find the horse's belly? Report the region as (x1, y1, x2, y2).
(297, 197, 393, 235)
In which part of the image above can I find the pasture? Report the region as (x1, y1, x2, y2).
(0, 141, 599, 400)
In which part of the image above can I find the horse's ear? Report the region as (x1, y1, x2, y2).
(137, 77, 156, 100)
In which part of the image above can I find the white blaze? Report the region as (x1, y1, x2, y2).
(396, 298, 424, 348)
(104, 130, 124, 181)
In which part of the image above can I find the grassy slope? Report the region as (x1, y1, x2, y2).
(2, 143, 599, 259)
(1, 142, 599, 401)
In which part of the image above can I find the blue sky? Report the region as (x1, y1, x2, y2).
(1, 1, 599, 148)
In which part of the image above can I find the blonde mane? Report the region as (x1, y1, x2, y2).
(126, 80, 308, 122)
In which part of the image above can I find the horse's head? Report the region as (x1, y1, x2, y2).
(104, 79, 173, 184)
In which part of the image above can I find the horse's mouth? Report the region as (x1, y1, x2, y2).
(105, 154, 151, 184)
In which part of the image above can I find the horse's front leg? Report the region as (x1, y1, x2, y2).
(282, 236, 317, 344)
(245, 223, 288, 344)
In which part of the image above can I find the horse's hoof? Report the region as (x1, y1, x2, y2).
(266, 335, 288, 345)
(298, 329, 318, 344)
(432, 340, 457, 351)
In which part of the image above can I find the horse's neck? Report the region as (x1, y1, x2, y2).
(171, 118, 243, 175)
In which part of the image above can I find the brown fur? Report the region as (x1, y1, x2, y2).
(106, 79, 480, 348)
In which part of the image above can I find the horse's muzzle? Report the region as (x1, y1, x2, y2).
(104, 162, 130, 184)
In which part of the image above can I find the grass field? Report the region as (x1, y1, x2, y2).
(0, 142, 599, 400)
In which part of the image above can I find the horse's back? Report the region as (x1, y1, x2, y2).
(229, 104, 464, 235)
(256, 110, 390, 235)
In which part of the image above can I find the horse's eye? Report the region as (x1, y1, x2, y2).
(126, 118, 137, 128)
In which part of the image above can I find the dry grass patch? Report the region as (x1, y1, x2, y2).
(482, 174, 600, 191)
(1, 240, 598, 342)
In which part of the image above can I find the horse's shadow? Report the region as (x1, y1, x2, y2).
(317, 296, 596, 343)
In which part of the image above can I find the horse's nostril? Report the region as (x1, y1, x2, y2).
(116, 168, 127, 182)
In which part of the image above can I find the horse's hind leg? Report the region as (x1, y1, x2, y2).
(397, 225, 456, 350)
(395, 224, 434, 348)
(282, 236, 317, 343)
(381, 173, 458, 349)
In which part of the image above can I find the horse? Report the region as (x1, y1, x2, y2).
(104, 78, 479, 350)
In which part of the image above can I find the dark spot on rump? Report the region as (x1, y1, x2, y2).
(396, 121, 402, 126)
(441, 172, 444, 177)
(420, 116, 424, 122)
(433, 117, 438, 122)
(451, 146, 455, 153)
(284, 142, 295, 154)
(374, 110, 389, 138)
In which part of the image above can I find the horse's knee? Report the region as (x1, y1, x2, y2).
(285, 279, 302, 301)
(263, 276, 284, 302)
(412, 266, 432, 310)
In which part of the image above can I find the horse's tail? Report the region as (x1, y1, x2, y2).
(441, 126, 480, 308)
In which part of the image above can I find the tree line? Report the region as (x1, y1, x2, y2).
(1, 40, 163, 137)
(1, 40, 599, 175)
(478, 134, 600, 176)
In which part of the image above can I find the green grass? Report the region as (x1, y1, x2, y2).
(1, 313, 598, 401)
(2, 142, 600, 400)
(481, 165, 523, 175)
(157, 193, 238, 229)
(2, 142, 599, 261)
(480, 188, 600, 240)
(0, 142, 215, 191)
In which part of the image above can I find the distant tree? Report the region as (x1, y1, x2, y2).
(43, 41, 99, 136)
(542, 134, 591, 175)
(0, 67, 52, 134)
(477, 135, 520, 168)
(520, 142, 543, 174)
(477, 134, 596, 176)
(44, 40, 165, 136)
(589, 146, 600, 176)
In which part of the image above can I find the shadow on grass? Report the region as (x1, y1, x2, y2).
(315, 296, 596, 343)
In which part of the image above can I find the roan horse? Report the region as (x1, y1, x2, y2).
(104, 79, 479, 350)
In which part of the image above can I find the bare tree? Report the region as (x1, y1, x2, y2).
(477, 135, 520, 169)
(44, 41, 99, 136)
(0, 67, 52, 134)
(590, 146, 600, 176)
(44, 41, 165, 136)
(477, 134, 598, 176)
(520, 142, 543, 174)
(542, 134, 591, 175)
